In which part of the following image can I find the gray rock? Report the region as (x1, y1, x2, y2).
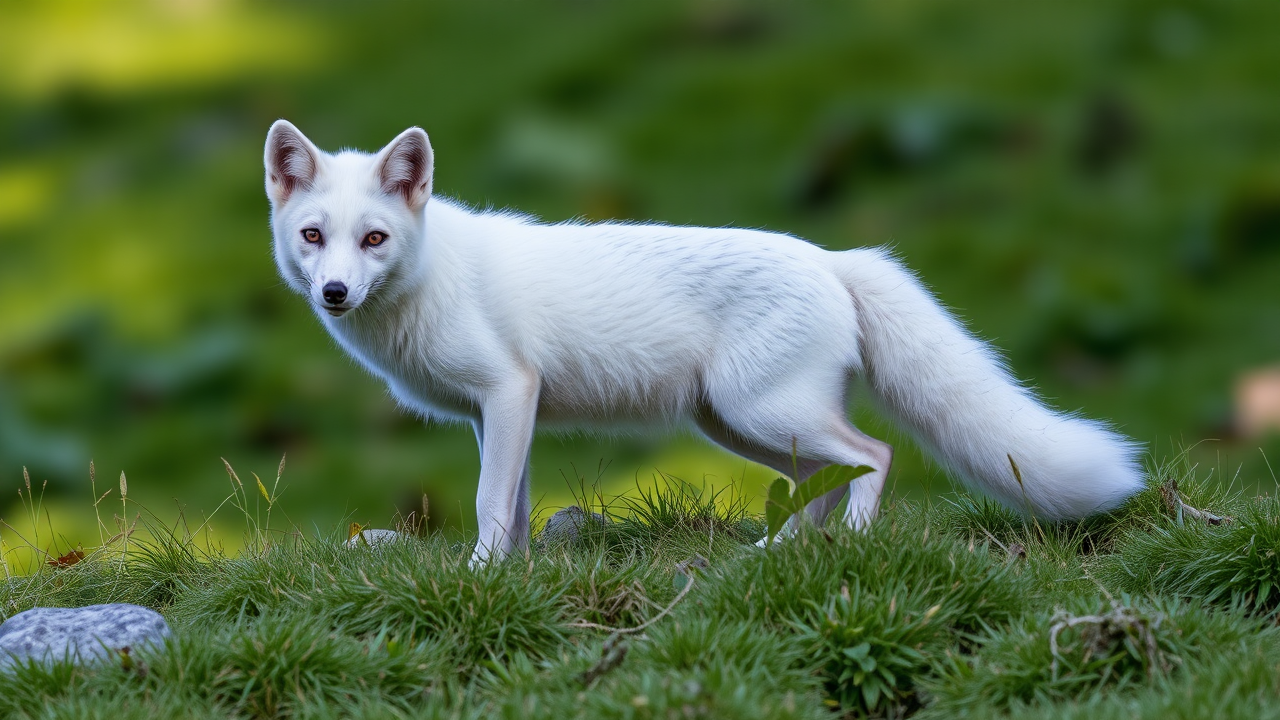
(539, 506, 610, 546)
(0, 604, 170, 670)
(346, 528, 409, 548)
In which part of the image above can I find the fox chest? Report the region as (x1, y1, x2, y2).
(329, 320, 484, 422)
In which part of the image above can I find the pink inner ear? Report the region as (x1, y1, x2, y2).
(381, 136, 431, 204)
(271, 133, 317, 198)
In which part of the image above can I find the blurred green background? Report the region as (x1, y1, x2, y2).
(3, 0, 1279, 552)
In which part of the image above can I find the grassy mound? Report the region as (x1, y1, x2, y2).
(2, 465, 1279, 719)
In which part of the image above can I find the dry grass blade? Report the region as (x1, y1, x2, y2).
(567, 555, 707, 635)
(1159, 476, 1231, 525)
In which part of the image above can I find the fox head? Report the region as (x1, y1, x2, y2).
(264, 120, 433, 318)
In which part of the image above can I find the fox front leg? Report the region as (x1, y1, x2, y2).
(469, 377, 539, 567)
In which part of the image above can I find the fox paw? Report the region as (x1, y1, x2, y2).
(753, 529, 795, 549)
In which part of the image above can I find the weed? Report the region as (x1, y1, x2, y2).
(921, 596, 1268, 716)
(1098, 496, 1280, 614)
(792, 579, 947, 714)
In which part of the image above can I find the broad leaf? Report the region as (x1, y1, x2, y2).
(763, 465, 873, 544)
(794, 465, 873, 508)
(843, 642, 871, 661)
(764, 476, 799, 544)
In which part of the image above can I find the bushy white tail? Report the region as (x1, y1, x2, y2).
(835, 248, 1144, 519)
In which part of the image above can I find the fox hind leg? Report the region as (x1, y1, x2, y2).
(693, 404, 853, 544)
(695, 381, 893, 539)
(831, 422, 893, 530)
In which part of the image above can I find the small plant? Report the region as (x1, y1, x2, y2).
(793, 579, 949, 714)
(1101, 509, 1280, 613)
(1047, 595, 1171, 682)
(923, 596, 1269, 717)
(764, 464, 870, 544)
(220, 455, 288, 552)
(621, 471, 755, 540)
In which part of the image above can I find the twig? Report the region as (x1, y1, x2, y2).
(1159, 476, 1231, 525)
(979, 527, 1010, 554)
(1050, 613, 1104, 679)
(577, 633, 629, 686)
(1178, 502, 1230, 525)
(567, 575, 695, 635)
(977, 527, 1026, 561)
(1048, 600, 1166, 680)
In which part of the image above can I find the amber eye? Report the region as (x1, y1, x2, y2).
(364, 231, 387, 247)
(302, 228, 322, 244)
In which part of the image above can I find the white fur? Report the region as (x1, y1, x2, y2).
(264, 121, 1145, 565)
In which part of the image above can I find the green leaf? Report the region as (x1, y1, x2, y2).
(843, 642, 870, 660)
(863, 681, 881, 708)
(768, 475, 796, 508)
(764, 476, 799, 544)
(765, 467, 873, 543)
(793, 465, 873, 508)
(899, 647, 927, 663)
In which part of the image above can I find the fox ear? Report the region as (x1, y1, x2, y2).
(265, 120, 321, 205)
(374, 127, 433, 209)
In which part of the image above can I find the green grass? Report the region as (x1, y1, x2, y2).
(4, 464, 1280, 719)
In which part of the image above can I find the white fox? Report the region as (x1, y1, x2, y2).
(264, 121, 1144, 565)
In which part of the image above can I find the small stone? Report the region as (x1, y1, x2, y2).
(538, 506, 609, 546)
(0, 604, 170, 670)
(346, 528, 408, 548)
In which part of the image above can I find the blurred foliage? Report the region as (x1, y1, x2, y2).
(2, 0, 1279, 546)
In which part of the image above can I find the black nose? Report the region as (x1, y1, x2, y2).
(322, 281, 347, 305)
